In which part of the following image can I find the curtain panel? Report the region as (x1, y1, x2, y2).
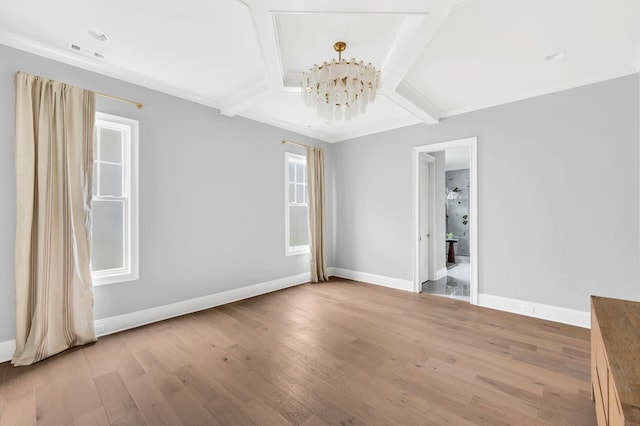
(13, 72, 97, 366)
(306, 146, 328, 283)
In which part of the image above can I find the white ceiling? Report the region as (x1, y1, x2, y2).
(1, 0, 639, 143)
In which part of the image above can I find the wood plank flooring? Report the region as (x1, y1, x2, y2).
(0, 278, 596, 425)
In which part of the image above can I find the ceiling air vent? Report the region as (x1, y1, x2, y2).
(66, 41, 105, 60)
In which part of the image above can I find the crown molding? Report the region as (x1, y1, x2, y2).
(331, 116, 423, 143)
(391, 81, 441, 124)
(0, 31, 221, 110)
(283, 72, 303, 88)
(239, 110, 340, 142)
(240, 105, 421, 144)
(335, 122, 424, 143)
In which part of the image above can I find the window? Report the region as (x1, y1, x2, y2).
(285, 152, 309, 255)
(91, 112, 139, 285)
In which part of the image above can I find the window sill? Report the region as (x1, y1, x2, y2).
(92, 272, 139, 286)
(286, 247, 310, 256)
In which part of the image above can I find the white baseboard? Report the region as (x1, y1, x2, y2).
(0, 339, 16, 363)
(94, 272, 310, 337)
(329, 267, 414, 292)
(477, 293, 590, 329)
(435, 267, 447, 280)
(0, 272, 311, 363)
(1, 275, 592, 364)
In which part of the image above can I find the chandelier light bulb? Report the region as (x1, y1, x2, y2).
(302, 41, 380, 120)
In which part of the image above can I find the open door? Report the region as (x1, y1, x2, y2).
(419, 154, 435, 285)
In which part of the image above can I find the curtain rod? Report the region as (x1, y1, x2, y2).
(95, 91, 143, 109)
(282, 140, 311, 149)
(15, 71, 143, 108)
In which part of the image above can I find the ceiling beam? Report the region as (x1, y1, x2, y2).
(386, 81, 441, 125)
(377, 7, 453, 124)
(263, 0, 445, 14)
(223, 0, 285, 116)
(234, 0, 453, 124)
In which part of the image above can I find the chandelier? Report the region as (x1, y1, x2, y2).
(302, 41, 381, 120)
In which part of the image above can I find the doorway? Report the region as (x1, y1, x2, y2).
(412, 137, 478, 304)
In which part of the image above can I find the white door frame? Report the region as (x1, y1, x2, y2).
(412, 137, 479, 305)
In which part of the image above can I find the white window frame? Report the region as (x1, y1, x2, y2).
(91, 112, 139, 285)
(285, 152, 309, 256)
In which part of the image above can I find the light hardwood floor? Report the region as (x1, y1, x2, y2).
(0, 278, 596, 425)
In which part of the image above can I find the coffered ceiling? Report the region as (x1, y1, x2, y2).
(1, 0, 639, 142)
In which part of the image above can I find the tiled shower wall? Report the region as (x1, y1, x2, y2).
(446, 169, 470, 256)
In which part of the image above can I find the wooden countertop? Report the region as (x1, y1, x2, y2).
(591, 296, 640, 423)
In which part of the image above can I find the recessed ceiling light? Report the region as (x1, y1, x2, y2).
(87, 28, 109, 42)
(544, 51, 565, 62)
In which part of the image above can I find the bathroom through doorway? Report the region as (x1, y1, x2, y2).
(412, 137, 478, 304)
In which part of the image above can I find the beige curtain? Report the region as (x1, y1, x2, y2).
(306, 146, 328, 282)
(13, 72, 97, 366)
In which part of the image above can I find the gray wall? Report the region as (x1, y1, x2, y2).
(1, 44, 638, 343)
(334, 74, 640, 312)
(0, 45, 333, 342)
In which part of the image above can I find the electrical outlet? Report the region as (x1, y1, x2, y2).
(521, 304, 535, 314)
(94, 321, 105, 333)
